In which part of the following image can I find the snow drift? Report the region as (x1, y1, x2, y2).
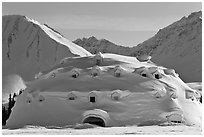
(6, 52, 202, 128)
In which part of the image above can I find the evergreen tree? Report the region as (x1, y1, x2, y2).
(7, 94, 12, 119)
(13, 93, 17, 98)
(2, 106, 7, 125)
(19, 89, 23, 95)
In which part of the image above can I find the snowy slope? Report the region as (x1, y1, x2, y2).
(2, 15, 91, 100)
(6, 53, 201, 128)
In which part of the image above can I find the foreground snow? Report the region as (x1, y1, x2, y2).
(2, 124, 201, 135)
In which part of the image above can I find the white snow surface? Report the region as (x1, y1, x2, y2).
(2, 124, 201, 135)
(6, 53, 202, 129)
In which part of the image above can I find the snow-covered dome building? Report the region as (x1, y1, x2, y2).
(5, 53, 202, 128)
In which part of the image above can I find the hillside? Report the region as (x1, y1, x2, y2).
(73, 11, 202, 82)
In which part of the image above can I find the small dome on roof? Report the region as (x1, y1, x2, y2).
(164, 68, 179, 77)
(89, 92, 97, 103)
(67, 92, 77, 100)
(93, 52, 104, 65)
(114, 65, 125, 77)
(136, 55, 151, 62)
(70, 68, 80, 78)
(111, 91, 121, 101)
(164, 68, 175, 74)
(148, 67, 163, 79)
(133, 66, 146, 74)
(91, 66, 102, 77)
(26, 97, 32, 104)
(39, 95, 45, 102)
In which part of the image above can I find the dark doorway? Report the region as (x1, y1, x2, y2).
(83, 117, 105, 127)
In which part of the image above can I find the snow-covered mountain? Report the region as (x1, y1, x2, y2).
(2, 15, 91, 101)
(74, 11, 202, 82)
(2, 15, 91, 81)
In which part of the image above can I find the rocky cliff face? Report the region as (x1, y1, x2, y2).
(73, 36, 132, 55)
(2, 15, 91, 81)
(74, 11, 202, 82)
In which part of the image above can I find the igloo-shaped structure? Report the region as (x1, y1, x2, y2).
(5, 53, 202, 128)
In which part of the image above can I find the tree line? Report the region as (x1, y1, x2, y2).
(2, 89, 23, 126)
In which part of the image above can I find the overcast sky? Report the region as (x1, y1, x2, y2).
(2, 2, 201, 47)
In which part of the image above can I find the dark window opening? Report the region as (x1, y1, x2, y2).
(155, 74, 160, 79)
(90, 96, 96, 103)
(171, 120, 182, 123)
(69, 97, 75, 100)
(142, 73, 147, 77)
(27, 99, 31, 104)
(72, 74, 77, 78)
(92, 73, 98, 77)
(200, 96, 202, 103)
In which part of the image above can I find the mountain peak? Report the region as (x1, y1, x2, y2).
(187, 11, 202, 19)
